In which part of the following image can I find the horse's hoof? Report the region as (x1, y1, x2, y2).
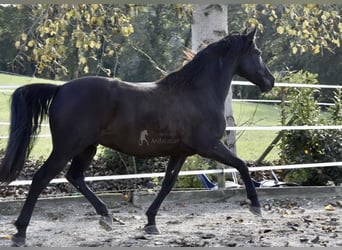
(99, 215, 113, 231)
(144, 225, 160, 235)
(250, 206, 262, 217)
(11, 235, 26, 247)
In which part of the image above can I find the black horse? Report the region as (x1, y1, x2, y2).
(0, 28, 274, 246)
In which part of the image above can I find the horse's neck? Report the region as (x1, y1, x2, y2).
(201, 59, 236, 106)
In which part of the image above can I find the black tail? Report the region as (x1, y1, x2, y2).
(0, 84, 59, 183)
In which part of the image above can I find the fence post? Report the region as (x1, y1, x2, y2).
(217, 167, 225, 189)
(280, 87, 286, 126)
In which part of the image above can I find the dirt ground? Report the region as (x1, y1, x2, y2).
(0, 194, 341, 247)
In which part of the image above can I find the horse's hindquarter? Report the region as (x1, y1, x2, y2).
(49, 77, 119, 149)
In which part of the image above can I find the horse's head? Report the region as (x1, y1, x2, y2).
(236, 28, 275, 92)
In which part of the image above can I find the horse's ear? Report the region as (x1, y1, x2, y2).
(247, 28, 257, 41)
(242, 28, 248, 35)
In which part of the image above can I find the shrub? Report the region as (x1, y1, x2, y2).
(175, 155, 217, 189)
(279, 71, 342, 185)
(96, 146, 168, 175)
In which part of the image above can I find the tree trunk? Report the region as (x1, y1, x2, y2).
(191, 4, 236, 155)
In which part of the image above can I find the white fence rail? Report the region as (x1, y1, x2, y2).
(7, 161, 342, 187)
(1, 80, 341, 187)
(1, 125, 342, 140)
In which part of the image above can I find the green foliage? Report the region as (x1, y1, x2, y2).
(13, 4, 136, 78)
(235, 4, 341, 93)
(9, 4, 192, 81)
(278, 70, 342, 185)
(0, 6, 32, 73)
(97, 148, 217, 189)
(96, 148, 218, 189)
(242, 4, 341, 55)
(117, 4, 191, 82)
(1, 4, 341, 89)
(96, 146, 168, 175)
(328, 89, 342, 125)
(175, 155, 217, 189)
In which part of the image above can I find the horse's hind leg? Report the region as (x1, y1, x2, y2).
(12, 151, 70, 247)
(65, 145, 113, 230)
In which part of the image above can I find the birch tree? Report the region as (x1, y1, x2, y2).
(191, 4, 236, 154)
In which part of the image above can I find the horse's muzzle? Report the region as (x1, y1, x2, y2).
(260, 75, 275, 92)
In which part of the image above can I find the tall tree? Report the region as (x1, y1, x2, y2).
(13, 4, 135, 79)
(191, 4, 236, 154)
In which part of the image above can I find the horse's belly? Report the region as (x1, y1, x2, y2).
(99, 129, 190, 157)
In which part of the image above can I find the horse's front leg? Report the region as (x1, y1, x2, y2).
(199, 141, 261, 216)
(144, 156, 186, 234)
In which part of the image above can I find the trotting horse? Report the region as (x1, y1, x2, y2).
(0, 28, 274, 246)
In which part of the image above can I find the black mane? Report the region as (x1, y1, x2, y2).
(158, 32, 244, 87)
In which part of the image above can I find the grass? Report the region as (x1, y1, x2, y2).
(0, 73, 64, 86)
(0, 73, 64, 158)
(233, 102, 281, 161)
(0, 73, 281, 161)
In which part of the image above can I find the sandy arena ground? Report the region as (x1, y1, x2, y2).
(0, 192, 341, 247)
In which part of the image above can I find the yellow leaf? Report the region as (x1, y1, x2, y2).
(95, 42, 102, 49)
(0, 234, 12, 240)
(306, 4, 317, 9)
(292, 46, 298, 54)
(91, 16, 97, 25)
(312, 45, 320, 54)
(89, 40, 95, 48)
(79, 57, 87, 64)
(65, 11, 72, 20)
(108, 49, 114, 56)
(15, 41, 21, 49)
(323, 11, 330, 18)
(127, 24, 134, 34)
(277, 26, 284, 35)
(288, 29, 296, 36)
(32, 49, 38, 61)
(27, 40, 35, 47)
(312, 30, 318, 38)
(324, 204, 335, 211)
(91, 4, 99, 11)
(338, 23, 342, 33)
(21, 33, 27, 41)
(84, 65, 89, 73)
(121, 27, 130, 37)
(332, 39, 340, 47)
(75, 40, 81, 49)
(113, 27, 120, 34)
